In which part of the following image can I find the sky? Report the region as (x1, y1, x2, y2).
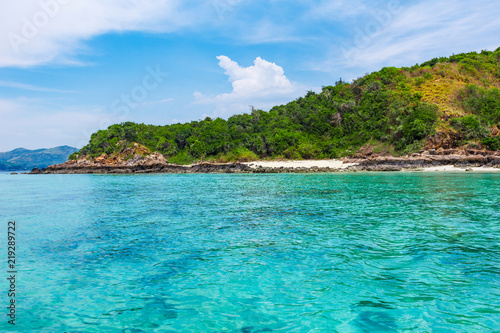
(1, 0, 499, 151)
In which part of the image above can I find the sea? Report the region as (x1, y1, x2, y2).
(0, 172, 499, 332)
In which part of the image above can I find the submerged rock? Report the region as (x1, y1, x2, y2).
(362, 165, 403, 172)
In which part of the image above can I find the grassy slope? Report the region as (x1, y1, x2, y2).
(73, 48, 500, 164)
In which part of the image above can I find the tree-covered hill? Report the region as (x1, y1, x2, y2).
(73, 47, 500, 164)
(0, 146, 78, 171)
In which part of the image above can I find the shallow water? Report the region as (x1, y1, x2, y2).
(0, 173, 499, 332)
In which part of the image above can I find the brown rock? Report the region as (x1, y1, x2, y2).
(491, 126, 500, 137)
(442, 149, 460, 155)
(363, 165, 402, 172)
(94, 154, 108, 163)
(30, 168, 42, 174)
(425, 131, 461, 150)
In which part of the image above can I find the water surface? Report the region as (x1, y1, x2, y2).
(0, 173, 499, 332)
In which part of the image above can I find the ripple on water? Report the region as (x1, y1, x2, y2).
(1, 173, 499, 332)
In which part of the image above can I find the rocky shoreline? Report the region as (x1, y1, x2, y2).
(347, 151, 500, 172)
(29, 150, 500, 174)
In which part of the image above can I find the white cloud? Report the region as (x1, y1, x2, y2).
(238, 20, 299, 44)
(347, 0, 500, 67)
(0, 0, 204, 67)
(0, 80, 78, 93)
(306, 0, 370, 20)
(140, 98, 174, 107)
(217, 55, 294, 98)
(194, 55, 304, 117)
(311, 0, 500, 76)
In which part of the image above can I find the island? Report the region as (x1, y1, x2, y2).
(32, 48, 500, 174)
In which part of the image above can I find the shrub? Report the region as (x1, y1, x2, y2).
(460, 86, 500, 125)
(398, 103, 438, 148)
(481, 137, 500, 150)
(420, 58, 439, 67)
(284, 147, 301, 160)
(450, 115, 489, 140)
(189, 139, 207, 158)
(168, 151, 196, 165)
(423, 72, 433, 80)
(414, 77, 425, 87)
(68, 152, 79, 160)
(223, 148, 259, 162)
(297, 143, 320, 159)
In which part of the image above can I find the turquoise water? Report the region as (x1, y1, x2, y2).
(1, 173, 499, 332)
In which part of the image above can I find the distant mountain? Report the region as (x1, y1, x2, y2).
(0, 146, 78, 171)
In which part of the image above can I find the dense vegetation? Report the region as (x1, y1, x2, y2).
(73, 48, 500, 164)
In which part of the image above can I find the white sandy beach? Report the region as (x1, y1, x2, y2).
(243, 160, 500, 172)
(419, 165, 500, 172)
(244, 159, 357, 170)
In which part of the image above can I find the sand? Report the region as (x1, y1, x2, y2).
(243, 160, 500, 173)
(418, 165, 500, 173)
(244, 160, 357, 170)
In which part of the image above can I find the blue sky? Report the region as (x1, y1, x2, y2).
(1, 0, 499, 151)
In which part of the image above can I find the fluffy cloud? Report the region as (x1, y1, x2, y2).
(194, 55, 300, 115)
(217, 55, 295, 98)
(0, 0, 203, 67)
(195, 55, 303, 116)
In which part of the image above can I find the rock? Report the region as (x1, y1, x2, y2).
(94, 154, 108, 163)
(405, 167, 424, 172)
(491, 126, 500, 137)
(465, 168, 473, 172)
(356, 145, 374, 157)
(362, 165, 402, 172)
(488, 157, 500, 166)
(135, 152, 168, 167)
(30, 168, 42, 174)
(466, 149, 483, 155)
(425, 131, 461, 150)
(10, 172, 18, 175)
(28, 146, 500, 175)
(442, 149, 460, 155)
(133, 142, 150, 155)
